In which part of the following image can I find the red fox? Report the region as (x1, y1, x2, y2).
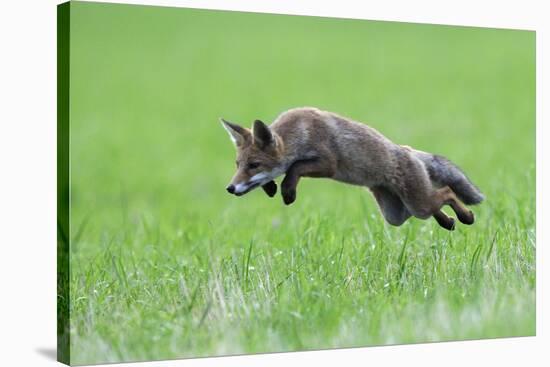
(221, 107, 484, 230)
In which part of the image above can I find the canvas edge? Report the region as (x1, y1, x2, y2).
(57, 1, 71, 365)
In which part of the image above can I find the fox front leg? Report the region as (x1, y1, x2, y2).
(262, 181, 277, 197)
(281, 156, 336, 205)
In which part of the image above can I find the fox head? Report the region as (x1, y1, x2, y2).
(221, 118, 285, 196)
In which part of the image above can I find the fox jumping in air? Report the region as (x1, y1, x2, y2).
(221, 107, 484, 230)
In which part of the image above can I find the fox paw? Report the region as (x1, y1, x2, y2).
(445, 217, 456, 231)
(262, 181, 277, 197)
(282, 188, 296, 205)
(457, 210, 475, 225)
(434, 213, 456, 231)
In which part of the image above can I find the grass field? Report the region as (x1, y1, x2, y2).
(65, 2, 535, 365)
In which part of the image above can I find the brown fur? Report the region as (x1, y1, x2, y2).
(221, 107, 484, 230)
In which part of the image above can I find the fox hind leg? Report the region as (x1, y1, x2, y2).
(381, 183, 458, 230)
(370, 186, 411, 226)
(396, 155, 446, 220)
(443, 187, 474, 225)
(402, 184, 474, 226)
(433, 210, 456, 231)
(394, 152, 474, 225)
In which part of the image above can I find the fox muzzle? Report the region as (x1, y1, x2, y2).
(226, 172, 272, 196)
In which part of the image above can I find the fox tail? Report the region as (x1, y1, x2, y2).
(418, 153, 485, 205)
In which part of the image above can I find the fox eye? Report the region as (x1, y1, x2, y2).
(247, 162, 260, 170)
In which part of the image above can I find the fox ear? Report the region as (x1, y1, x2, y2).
(220, 118, 248, 146)
(252, 119, 272, 149)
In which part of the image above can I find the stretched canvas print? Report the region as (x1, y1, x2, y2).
(57, 1, 536, 365)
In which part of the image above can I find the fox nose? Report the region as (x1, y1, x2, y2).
(226, 184, 235, 194)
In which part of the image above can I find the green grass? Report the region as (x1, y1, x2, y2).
(66, 2, 535, 365)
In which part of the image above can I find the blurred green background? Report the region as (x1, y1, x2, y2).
(67, 1, 535, 365)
